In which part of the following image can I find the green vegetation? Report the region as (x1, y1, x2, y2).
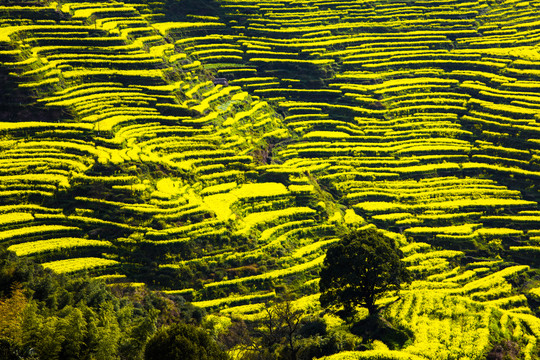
(1, 0, 540, 359)
(0, 247, 206, 360)
(144, 322, 229, 360)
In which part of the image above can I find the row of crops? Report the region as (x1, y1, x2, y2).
(1, 0, 540, 358)
(158, 0, 540, 253)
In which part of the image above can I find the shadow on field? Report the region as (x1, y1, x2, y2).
(350, 315, 414, 350)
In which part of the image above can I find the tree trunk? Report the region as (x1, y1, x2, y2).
(366, 299, 378, 317)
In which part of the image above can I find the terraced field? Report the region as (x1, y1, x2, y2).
(1, 0, 540, 358)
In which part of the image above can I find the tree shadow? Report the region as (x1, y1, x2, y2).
(161, 0, 221, 21)
(350, 315, 414, 350)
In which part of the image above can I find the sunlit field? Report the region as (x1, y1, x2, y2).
(1, 0, 539, 358)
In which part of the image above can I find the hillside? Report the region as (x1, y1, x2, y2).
(1, 0, 540, 358)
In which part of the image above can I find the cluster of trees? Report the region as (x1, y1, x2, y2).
(144, 228, 410, 360)
(217, 299, 355, 360)
(0, 228, 410, 360)
(0, 246, 207, 360)
(212, 228, 411, 360)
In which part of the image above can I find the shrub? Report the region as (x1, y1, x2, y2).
(144, 322, 229, 360)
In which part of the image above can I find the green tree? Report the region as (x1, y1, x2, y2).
(94, 302, 121, 360)
(120, 308, 159, 360)
(144, 323, 229, 360)
(58, 307, 87, 360)
(34, 317, 64, 360)
(259, 299, 304, 360)
(230, 296, 305, 360)
(0, 284, 27, 345)
(319, 228, 409, 319)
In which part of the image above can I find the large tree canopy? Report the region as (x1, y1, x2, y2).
(319, 228, 410, 318)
